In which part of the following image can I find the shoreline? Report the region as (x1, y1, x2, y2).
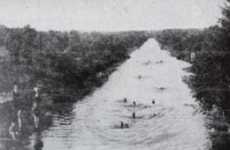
(155, 39, 230, 150)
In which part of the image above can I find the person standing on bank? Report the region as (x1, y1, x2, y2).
(17, 110, 22, 131)
(32, 102, 40, 129)
(12, 83, 24, 131)
(12, 83, 21, 110)
(9, 121, 17, 140)
(33, 85, 40, 100)
(32, 84, 41, 129)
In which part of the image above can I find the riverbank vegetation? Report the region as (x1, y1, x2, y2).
(155, 22, 229, 112)
(0, 26, 149, 101)
(155, 27, 230, 150)
(0, 26, 150, 147)
(155, 1, 230, 149)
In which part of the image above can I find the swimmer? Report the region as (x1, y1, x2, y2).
(156, 60, 164, 64)
(124, 123, 129, 128)
(159, 87, 165, 90)
(132, 101, 136, 119)
(123, 98, 127, 103)
(137, 75, 142, 79)
(120, 121, 124, 129)
(152, 113, 157, 117)
(120, 121, 129, 129)
(133, 101, 136, 106)
(132, 112, 136, 119)
(152, 99, 155, 104)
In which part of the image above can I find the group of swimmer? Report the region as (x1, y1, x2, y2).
(119, 98, 156, 129)
(9, 83, 41, 140)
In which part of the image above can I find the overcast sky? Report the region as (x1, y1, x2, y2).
(0, 0, 225, 31)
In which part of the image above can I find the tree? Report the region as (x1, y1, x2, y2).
(6, 25, 38, 65)
(219, 0, 230, 49)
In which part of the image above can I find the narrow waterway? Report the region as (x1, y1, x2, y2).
(31, 39, 209, 150)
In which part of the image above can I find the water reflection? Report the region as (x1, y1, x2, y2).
(31, 132, 43, 150)
(0, 91, 75, 150)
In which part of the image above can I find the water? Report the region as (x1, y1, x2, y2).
(32, 39, 209, 150)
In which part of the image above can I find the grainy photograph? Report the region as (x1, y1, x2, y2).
(0, 0, 228, 150)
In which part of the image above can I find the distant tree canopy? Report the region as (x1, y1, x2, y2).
(220, 0, 230, 42)
(0, 25, 149, 96)
(154, 0, 230, 112)
(6, 26, 39, 65)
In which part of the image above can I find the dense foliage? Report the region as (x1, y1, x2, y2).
(155, 26, 228, 109)
(0, 27, 149, 148)
(155, 1, 230, 149)
(0, 26, 149, 100)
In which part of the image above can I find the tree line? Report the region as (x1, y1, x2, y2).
(0, 26, 149, 100)
(155, 1, 230, 149)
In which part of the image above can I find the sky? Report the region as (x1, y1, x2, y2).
(0, 0, 225, 31)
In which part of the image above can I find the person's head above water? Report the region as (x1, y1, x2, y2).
(120, 121, 124, 128)
(133, 101, 136, 106)
(132, 112, 136, 119)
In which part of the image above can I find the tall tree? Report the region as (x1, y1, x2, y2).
(220, 0, 230, 49)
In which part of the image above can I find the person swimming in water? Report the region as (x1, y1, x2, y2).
(120, 121, 124, 129)
(132, 112, 136, 119)
(120, 121, 129, 129)
(151, 99, 157, 117)
(133, 101, 136, 106)
(132, 101, 136, 119)
(137, 75, 142, 79)
(123, 98, 127, 103)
